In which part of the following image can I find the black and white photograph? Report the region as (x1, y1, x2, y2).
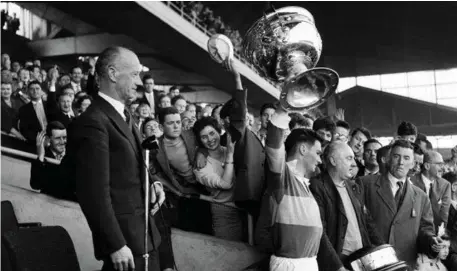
(1, 1, 457, 271)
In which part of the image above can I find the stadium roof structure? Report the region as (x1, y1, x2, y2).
(335, 86, 457, 137)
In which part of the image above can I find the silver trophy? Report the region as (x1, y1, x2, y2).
(243, 6, 339, 111)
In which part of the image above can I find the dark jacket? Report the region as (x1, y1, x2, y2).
(30, 148, 76, 201)
(1, 97, 22, 132)
(64, 95, 161, 260)
(410, 174, 451, 230)
(229, 88, 265, 203)
(152, 130, 203, 195)
(49, 111, 74, 128)
(17, 100, 51, 142)
(361, 174, 435, 266)
(309, 173, 384, 268)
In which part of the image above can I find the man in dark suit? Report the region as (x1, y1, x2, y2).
(310, 142, 384, 270)
(64, 47, 165, 271)
(18, 81, 51, 142)
(138, 74, 159, 116)
(411, 150, 451, 231)
(361, 140, 439, 267)
(30, 121, 75, 201)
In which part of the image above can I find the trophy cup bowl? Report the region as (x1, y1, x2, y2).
(242, 6, 339, 111)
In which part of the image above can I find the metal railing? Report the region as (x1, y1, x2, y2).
(163, 1, 277, 87)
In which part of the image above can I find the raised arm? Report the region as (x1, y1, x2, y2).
(264, 107, 290, 174)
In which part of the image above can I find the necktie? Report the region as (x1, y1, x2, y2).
(429, 182, 434, 200)
(395, 181, 404, 207)
(34, 101, 47, 130)
(123, 109, 130, 124)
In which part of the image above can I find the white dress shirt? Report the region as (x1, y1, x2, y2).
(388, 172, 407, 197)
(144, 91, 155, 113)
(71, 81, 82, 93)
(98, 92, 126, 121)
(421, 174, 434, 196)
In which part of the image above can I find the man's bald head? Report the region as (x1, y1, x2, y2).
(424, 150, 442, 163)
(95, 46, 142, 103)
(95, 47, 137, 79)
(423, 150, 445, 179)
(324, 141, 352, 165)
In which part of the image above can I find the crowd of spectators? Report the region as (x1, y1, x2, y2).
(171, 1, 243, 54)
(2, 47, 457, 271)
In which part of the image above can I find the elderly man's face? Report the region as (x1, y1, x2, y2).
(330, 143, 357, 181)
(425, 153, 445, 179)
(114, 52, 143, 103)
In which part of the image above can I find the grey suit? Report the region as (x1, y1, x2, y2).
(361, 174, 435, 266)
(410, 174, 451, 230)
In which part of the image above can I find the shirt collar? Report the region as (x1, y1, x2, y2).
(388, 171, 406, 188)
(286, 159, 310, 186)
(422, 173, 434, 187)
(71, 81, 80, 87)
(31, 99, 42, 105)
(51, 150, 65, 161)
(364, 168, 379, 176)
(98, 92, 126, 121)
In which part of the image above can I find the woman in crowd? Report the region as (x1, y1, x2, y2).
(192, 116, 244, 241)
(1, 81, 26, 140)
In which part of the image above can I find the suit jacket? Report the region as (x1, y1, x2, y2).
(361, 174, 435, 266)
(1, 97, 22, 132)
(410, 174, 451, 230)
(229, 88, 265, 203)
(63, 95, 161, 260)
(309, 173, 384, 267)
(30, 148, 76, 201)
(152, 130, 203, 195)
(447, 204, 457, 253)
(18, 100, 52, 142)
(49, 111, 74, 128)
